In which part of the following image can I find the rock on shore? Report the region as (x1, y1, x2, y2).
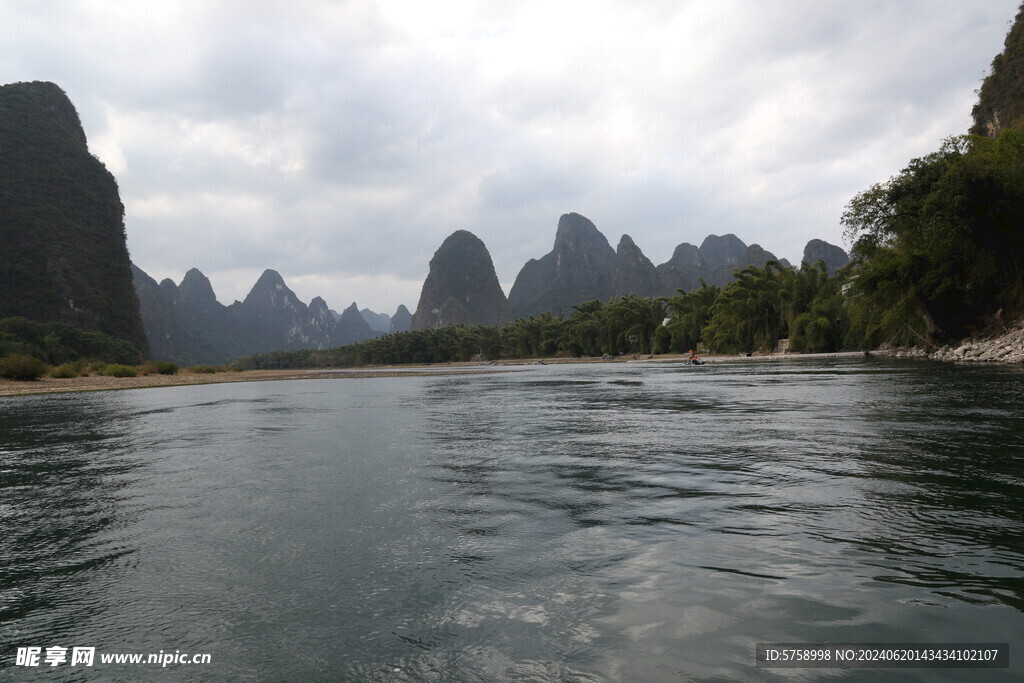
(884, 315, 1024, 363)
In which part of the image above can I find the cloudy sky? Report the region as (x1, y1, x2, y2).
(2, 1, 1018, 314)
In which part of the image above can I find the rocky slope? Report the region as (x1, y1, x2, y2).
(411, 230, 512, 330)
(697, 234, 749, 286)
(0, 81, 148, 353)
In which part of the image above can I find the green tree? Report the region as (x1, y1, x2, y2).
(841, 131, 1024, 346)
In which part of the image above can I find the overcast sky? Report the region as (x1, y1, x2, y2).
(2, 1, 1018, 314)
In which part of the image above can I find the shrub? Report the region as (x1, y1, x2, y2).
(102, 364, 137, 378)
(153, 361, 179, 375)
(0, 354, 46, 381)
(137, 361, 179, 376)
(49, 363, 78, 378)
(190, 365, 226, 374)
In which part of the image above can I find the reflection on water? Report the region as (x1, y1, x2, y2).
(1, 359, 1022, 680)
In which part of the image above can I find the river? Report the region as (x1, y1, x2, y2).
(1, 357, 1022, 680)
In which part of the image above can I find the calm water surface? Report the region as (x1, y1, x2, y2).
(1, 358, 1023, 681)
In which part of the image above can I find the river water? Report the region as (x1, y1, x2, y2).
(1, 358, 1022, 681)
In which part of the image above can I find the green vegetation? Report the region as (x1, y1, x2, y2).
(150, 361, 179, 375)
(700, 262, 833, 354)
(0, 354, 46, 380)
(48, 363, 79, 378)
(842, 131, 1024, 348)
(0, 317, 143, 365)
(190, 365, 229, 373)
(136, 360, 179, 376)
(101, 364, 137, 378)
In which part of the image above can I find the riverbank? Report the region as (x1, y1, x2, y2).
(875, 314, 1024, 364)
(0, 351, 869, 398)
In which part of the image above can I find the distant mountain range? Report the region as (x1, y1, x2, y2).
(131, 265, 411, 365)
(505, 212, 813, 319)
(2, 79, 849, 364)
(410, 213, 847, 327)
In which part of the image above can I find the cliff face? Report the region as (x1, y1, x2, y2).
(655, 235, 784, 291)
(411, 230, 512, 330)
(971, 3, 1024, 137)
(508, 213, 617, 317)
(0, 81, 148, 353)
